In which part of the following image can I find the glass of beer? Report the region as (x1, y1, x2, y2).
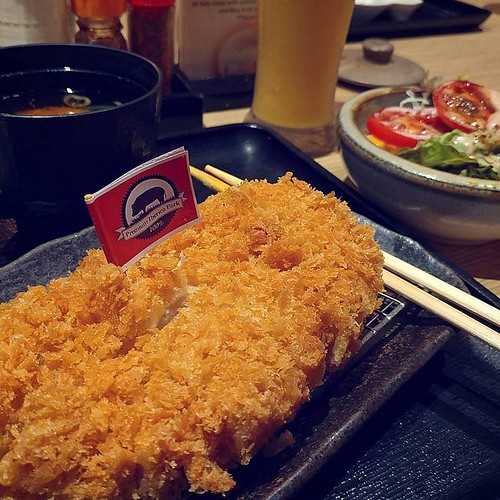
(248, 0, 354, 156)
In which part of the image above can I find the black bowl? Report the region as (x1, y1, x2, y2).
(0, 43, 161, 243)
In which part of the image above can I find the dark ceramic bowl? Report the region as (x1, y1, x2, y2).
(339, 87, 500, 244)
(0, 43, 161, 242)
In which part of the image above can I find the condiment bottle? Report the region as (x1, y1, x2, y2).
(128, 0, 175, 95)
(71, 0, 128, 50)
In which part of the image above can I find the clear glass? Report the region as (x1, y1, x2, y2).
(249, 0, 354, 156)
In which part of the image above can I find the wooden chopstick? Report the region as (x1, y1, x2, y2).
(190, 164, 500, 349)
(383, 252, 500, 328)
(189, 166, 231, 192)
(383, 269, 500, 350)
(205, 164, 243, 186)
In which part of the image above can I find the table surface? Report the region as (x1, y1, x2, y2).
(203, 0, 500, 298)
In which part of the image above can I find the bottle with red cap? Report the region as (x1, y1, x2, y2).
(128, 0, 176, 95)
(71, 0, 128, 49)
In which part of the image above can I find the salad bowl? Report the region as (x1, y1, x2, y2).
(338, 87, 500, 244)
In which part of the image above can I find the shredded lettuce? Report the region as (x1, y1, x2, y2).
(399, 130, 500, 180)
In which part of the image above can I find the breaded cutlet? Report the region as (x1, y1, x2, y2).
(0, 174, 383, 498)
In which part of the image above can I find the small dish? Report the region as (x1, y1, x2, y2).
(338, 87, 500, 244)
(352, 0, 391, 25)
(389, 0, 423, 22)
(352, 0, 422, 25)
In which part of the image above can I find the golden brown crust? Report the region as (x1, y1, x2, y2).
(0, 175, 383, 498)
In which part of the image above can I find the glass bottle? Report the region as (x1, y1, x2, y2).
(71, 0, 128, 50)
(129, 0, 175, 94)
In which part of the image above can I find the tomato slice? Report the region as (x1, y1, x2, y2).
(366, 107, 447, 148)
(433, 80, 496, 132)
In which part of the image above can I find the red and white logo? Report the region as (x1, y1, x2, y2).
(85, 148, 199, 268)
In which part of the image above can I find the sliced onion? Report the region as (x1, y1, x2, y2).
(381, 106, 438, 116)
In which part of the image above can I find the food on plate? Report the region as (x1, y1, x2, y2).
(365, 80, 500, 180)
(432, 80, 500, 132)
(366, 106, 447, 148)
(400, 129, 500, 180)
(0, 175, 383, 498)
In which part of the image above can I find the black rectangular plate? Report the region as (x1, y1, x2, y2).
(348, 0, 491, 41)
(174, 68, 254, 113)
(2, 123, 499, 499)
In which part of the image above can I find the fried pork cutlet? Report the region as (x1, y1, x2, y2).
(0, 175, 383, 499)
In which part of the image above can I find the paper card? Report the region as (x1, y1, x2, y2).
(85, 148, 199, 268)
(177, 0, 257, 79)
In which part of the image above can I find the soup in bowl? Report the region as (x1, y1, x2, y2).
(0, 43, 161, 244)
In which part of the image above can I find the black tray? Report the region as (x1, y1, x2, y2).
(175, 68, 254, 113)
(348, 0, 491, 42)
(0, 224, 453, 500)
(2, 124, 500, 499)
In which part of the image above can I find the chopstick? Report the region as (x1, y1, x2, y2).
(205, 164, 243, 186)
(383, 252, 500, 328)
(189, 166, 231, 192)
(190, 164, 500, 349)
(383, 269, 500, 350)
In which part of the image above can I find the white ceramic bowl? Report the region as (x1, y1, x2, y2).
(389, 0, 422, 22)
(352, 0, 422, 25)
(352, 0, 391, 25)
(338, 87, 500, 244)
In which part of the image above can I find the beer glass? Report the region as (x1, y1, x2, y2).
(249, 0, 354, 156)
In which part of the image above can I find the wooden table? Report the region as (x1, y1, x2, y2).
(204, 0, 500, 298)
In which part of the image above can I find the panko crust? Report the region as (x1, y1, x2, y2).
(0, 175, 383, 498)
